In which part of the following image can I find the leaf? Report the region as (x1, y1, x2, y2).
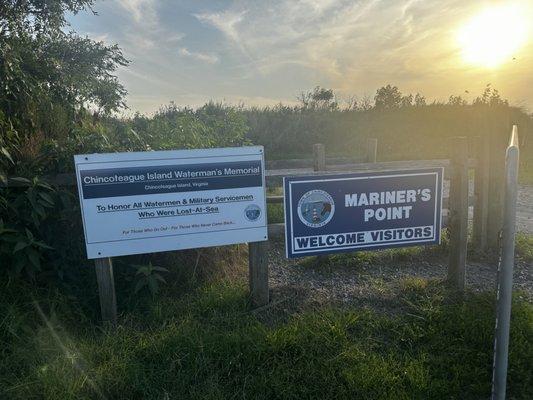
(14, 258, 26, 275)
(134, 279, 147, 293)
(1, 147, 14, 164)
(10, 177, 31, 185)
(27, 249, 41, 270)
(13, 241, 29, 253)
(25, 228, 34, 241)
(2, 234, 23, 243)
(38, 192, 55, 205)
(135, 266, 149, 276)
(34, 205, 46, 218)
(31, 213, 41, 228)
(147, 276, 158, 295)
(36, 181, 53, 191)
(0, 226, 17, 235)
(34, 240, 53, 250)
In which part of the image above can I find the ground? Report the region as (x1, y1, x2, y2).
(443, 181, 532, 233)
(268, 239, 533, 315)
(266, 182, 533, 311)
(517, 184, 533, 233)
(1, 183, 532, 399)
(1, 237, 532, 399)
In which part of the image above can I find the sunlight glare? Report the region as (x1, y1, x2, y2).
(457, 4, 528, 68)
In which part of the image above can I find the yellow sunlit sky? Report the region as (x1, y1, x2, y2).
(68, 0, 533, 113)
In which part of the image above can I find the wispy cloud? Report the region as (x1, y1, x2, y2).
(69, 0, 533, 112)
(113, 0, 185, 52)
(117, 0, 157, 24)
(194, 10, 246, 42)
(178, 47, 219, 64)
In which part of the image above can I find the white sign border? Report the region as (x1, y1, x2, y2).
(284, 169, 444, 258)
(74, 146, 268, 259)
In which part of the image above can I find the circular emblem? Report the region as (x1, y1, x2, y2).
(245, 204, 261, 221)
(297, 190, 335, 228)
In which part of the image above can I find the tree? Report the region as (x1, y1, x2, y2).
(414, 93, 426, 106)
(298, 86, 338, 110)
(374, 85, 403, 109)
(473, 84, 508, 106)
(0, 0, 129, 141)
(448, 95, 467, 106)
(400, 94, 413, 107)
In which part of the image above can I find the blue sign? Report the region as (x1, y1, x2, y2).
(284, 168, 443, 258)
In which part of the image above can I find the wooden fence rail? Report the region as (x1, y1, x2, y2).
(266, 194, 474, 208)
(1, 158, 474, 188)
(3, 137, 484, 323)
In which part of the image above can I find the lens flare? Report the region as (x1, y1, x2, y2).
(457, 4, 529, 68)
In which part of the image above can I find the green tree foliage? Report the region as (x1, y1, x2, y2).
(298, 86, 338, 110)
(245, 84, 532, 163)
(473, 84, 509, 106)
(0, 0, 128, 150)
(0, 1, 130, 280)
(374, 84, 403, 109)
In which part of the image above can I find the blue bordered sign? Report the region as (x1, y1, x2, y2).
(283, 168, 443, 258)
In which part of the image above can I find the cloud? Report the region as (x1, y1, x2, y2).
(86, 32, 109, 43)
(194, 10, 246, 42)
(113, 1, 184, 52)
(70, 0, 533, 112)
(178, 47, 219, 64)
(117, 0, 157, 24)
(189, 0, 480, 92)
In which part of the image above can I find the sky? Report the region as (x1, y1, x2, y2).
(67, 0, 533, 114)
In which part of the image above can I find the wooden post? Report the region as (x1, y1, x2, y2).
(366, 138, 378, 163)
(313, 143, 328, 264)
(313, 143, 326, 172)
(248, 241, 269, 307)
(94, 257, 117, 326)
(473, 135, 490, 251)
(447, 137, 469, 291)
(487, 124, 507, 248)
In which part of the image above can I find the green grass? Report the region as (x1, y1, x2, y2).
(267, 203, 284, 224)
(519, 162, 533, 185)
(1, 276, 532, 399)
(516, 233, 533, 263)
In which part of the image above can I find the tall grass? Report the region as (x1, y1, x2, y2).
(1, 277, 532, 399)
(244, 103, 533, 182)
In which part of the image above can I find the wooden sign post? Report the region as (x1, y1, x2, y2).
(94, 257, 117, 326)
(447, 136, 469, 291)
(248, 241, 269, 307)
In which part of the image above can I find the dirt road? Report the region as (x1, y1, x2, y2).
(517, 184, 533, 233)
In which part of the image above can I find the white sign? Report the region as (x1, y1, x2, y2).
(74, 147, 267, 259)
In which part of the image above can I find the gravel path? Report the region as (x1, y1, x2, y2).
(267, 243, 532, 313)
(264, 183, 532, 312)
(441, 181, 533, 234)
(517, 184, 533, 233)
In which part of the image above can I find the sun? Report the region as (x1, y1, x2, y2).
(457, 4, 529, 68)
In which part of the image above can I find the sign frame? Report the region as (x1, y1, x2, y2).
(74, 146, 267, 259)
(283, 168, 443, 258)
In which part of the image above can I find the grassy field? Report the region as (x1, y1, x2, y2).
(1, 256, 532, 400)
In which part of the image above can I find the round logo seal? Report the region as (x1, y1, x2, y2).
(297, 190, 335, 228)
(244, 204, 261, 221)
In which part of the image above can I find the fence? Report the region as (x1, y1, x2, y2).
(3, 134, 508, 323)
(491, 126, 520, 400)
(253, 137, 477, 306)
